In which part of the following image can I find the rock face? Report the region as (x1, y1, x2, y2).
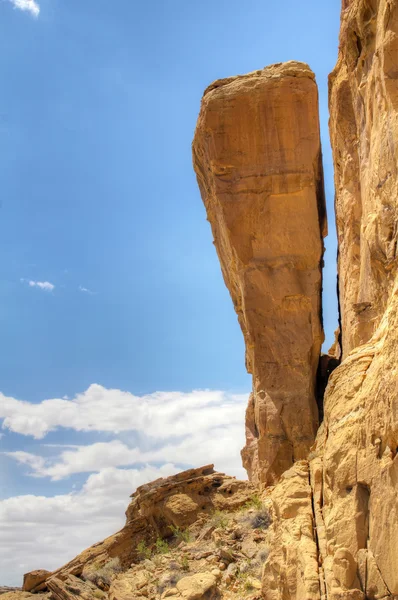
(329, 0, 398, 359)
(5, 6, 398, 600)
(19, 466, 255, 600)
(192, 61, 327, 487)
(309, 1, 398, 598)
(261, 461, 320, 600)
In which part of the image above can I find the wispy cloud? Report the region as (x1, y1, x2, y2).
(8, 0, 40, 17)
(20, 279, 55, 292)
(78, 285, 95, 295)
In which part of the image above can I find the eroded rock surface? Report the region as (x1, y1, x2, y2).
(309, 1, 398, 598)
(192, 61, 326, 487)
(261, 462, 320, 600)
(17, 466, 256, 600)
(329, 0, 398, 358)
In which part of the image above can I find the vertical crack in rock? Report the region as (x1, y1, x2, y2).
(193, 61, 327, 488)
(314, 0, 398, 598)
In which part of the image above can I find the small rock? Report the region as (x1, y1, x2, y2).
(226, 563, 238, 576)
(246, 577, 262, 590)
(162, 588, 179, 599)
(211, 569, 221, 579)
(176, 572, 217, 600)
(23, 569, 51, 592)
(217, 548, 235, 564)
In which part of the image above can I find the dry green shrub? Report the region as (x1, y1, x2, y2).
(170, 524, 192, 543)
(155, 537, 170, 554)
(136, 540, 152, 560)
(82, 557, 122, 587)
(210, 509, 229, 529)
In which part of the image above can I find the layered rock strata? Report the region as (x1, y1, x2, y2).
(21, 466, 255, 599)
(329, 0, 398, 359)
(192, 61, 327, 487)
(309, 1, 398, 598)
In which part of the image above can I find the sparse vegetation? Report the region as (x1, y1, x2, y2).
(170, 524, 192, 543)
(155, 537, 170, 554)
(180, 554, 189, 571)
(242, 494, 263, 510)
(210, 509, 229, 529)
(136, 540, 152, 560)
(244, 579, 255, 592)
(238, 496, 272, 531)
(250, 508, 271, 530)
(82, 557, 122, 588)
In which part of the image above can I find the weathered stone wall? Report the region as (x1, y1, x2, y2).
(309, 1, 398, 598)
(193, 62, 326, 487)
(330, 0, 398, 358)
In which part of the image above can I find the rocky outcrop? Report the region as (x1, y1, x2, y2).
(329, 0, 398, 358)
(307, 1, 398, 598)
(22, 571, 51, 594)
(4, 6, 398, 600)
(19, 466, 255, 600)
(192, 61, 326, 487)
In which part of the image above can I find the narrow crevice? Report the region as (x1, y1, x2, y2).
(336, 248, 343, 357)
(308, 465, 323, 600)
(315, 354, 340, 423)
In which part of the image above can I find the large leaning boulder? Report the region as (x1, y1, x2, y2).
(192, 61, 326, 487)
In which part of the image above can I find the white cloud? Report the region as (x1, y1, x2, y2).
(0, 464, 178, 587)
(1, 386, 248, 480)
(0, 385, 247, 442)
(20, 279, 55, 291)
(0, 386, 249, 586)
(5, 418, 246, 480)
(9, 0, 40, 17)
(29, 281, 54, 291)
(78, 285, 95, 294)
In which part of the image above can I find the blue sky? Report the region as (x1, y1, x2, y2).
(0, 0, 341, 586)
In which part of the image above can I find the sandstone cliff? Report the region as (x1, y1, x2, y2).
(309, 1, 398, 598)
(13, 467, 271, 600)
(5, 3, 398, 600)
(192, 61, 327, 488)
(192, 7, 398, 597)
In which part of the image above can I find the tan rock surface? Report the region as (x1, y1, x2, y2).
(14, 466, 255, 599)
(308, 1, 398, 598)
(176, 572, 217, 599)
(192, 61, 326, 487)
(261, 462, 320, 600)
(22, 570, 51, 593)
(0, 595, 46, 600)
(329, 0, 398, 358)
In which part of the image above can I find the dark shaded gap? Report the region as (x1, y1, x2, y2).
(315, 354, 340, 423)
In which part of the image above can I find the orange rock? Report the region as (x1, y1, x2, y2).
(22, 570, 51, 593)
(193, 61, 326, 487)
